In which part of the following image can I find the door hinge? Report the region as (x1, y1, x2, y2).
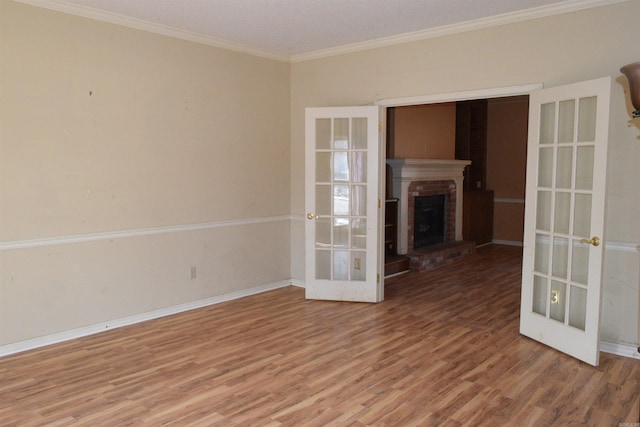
(377, 274, 380, 283)
(378, 198, 381, 208)
(378, 122, 383, 132)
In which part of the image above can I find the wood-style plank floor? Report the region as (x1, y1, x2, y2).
(1, 245, 639, 426)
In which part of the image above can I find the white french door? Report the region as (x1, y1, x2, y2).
(304, 106, 384, 302)
(520, 77, 611, 366)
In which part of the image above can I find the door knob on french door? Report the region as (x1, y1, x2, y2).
(307, 213, 317, 220)
(579, 236, 601, 247)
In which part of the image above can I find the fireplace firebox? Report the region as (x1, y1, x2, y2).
(413, 195, 446, 249)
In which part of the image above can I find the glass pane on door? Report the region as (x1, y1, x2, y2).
(557, 99, 575, 143)
(571, 240, 589, 285)
(316, 119, 331, 149)
(534, 234, 550, 274)
(315, 218, 331, 248)
(553, 192, 571, 234)
(538, 148, 554, 187)
(351, 219, 366, 249)
(575, 146, 594, 190)
(352, 118, 367, 149)
(555, 147, 573, 189)
(573, 193, 592, 237)
(314, 116, 369, 283)
(540, 102, 556, 144)
(316, 152, 331, 182)
(536, 191, 552, 231)
(552, 237, 568, 279)
(577, 97, 597, 142)
(569, 285, 587, 330)
(531, 91, 601, 328)
(316, 251, 330, 280)
(533, 275, 548, 316)
(333, 118, 349, 148)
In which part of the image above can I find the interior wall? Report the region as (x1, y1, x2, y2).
(0, 1, 291, 346)
(391, 103, 456, 159)
(290, 1, 640, 347)
(486, 96, 529, 244)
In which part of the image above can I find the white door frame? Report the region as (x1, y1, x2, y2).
(375, 83, 542, 268)
(375, 84, 543, 108)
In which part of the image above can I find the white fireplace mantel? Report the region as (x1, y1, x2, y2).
(386, 158, 471, 255)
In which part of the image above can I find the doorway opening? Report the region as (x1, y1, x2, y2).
(378, 85, 538, 277)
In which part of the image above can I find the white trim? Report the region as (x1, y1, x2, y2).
(14, 0, 625, 63)
(0, 280, 292, 358)
(0, 216, 290, 251)
(492, 240, 524, 247)
(494, 198, 526, 204)
(384, 270, 410, 279)
(605, 241, 640, 253)
(12, 0, 290, 62)
(291, 0, 627, 62)
(289, 279, 306, 288)
(600, 340, 640, 360)
(376, 84, 543, 107)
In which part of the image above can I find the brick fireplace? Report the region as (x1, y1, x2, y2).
(386, 159, 470, 254)
(408, 180, 456, 250)
(386, 159, 473, 272)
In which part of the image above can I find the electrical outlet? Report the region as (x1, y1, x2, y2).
(189, 266, 197, 280)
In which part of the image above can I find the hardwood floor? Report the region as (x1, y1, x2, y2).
(1, 245, 638, 426)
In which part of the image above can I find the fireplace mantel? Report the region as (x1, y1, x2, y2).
(386, 158, 471, 255)
(386, 159, 471, 180)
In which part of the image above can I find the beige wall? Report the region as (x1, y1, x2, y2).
(0, 2, 291, 346)
(290, 2, 640, 346)
(2, 0, 639, 352)
(391, 103, 456, 159)
(487, 96, 529, 243)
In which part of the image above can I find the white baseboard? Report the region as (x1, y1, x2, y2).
(492, 239, 524, 247)
(290, 279, 306, 288)
(4, 279, 638, 363)
(600, 340, 640, 360)
(0, 280, 292, 358)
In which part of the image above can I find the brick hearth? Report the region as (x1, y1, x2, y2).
(408, 241, 476, 272)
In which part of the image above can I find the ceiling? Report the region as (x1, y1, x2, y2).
(20, 0, 621, 60)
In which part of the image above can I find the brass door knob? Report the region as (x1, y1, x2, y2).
(579, 236, 601, 247)
(307, 213, 315, 220)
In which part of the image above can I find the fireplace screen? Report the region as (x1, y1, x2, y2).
(413, 195, 446, 249)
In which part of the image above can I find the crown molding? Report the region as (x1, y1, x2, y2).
(11, 0, 630, 64)
(11, 0, 291, 62)
(290, 0, 628, 63)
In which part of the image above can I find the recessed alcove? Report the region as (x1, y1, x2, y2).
(386, 158, 474, 272)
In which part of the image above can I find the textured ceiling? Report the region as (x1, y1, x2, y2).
(23, 0, 617, 58)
